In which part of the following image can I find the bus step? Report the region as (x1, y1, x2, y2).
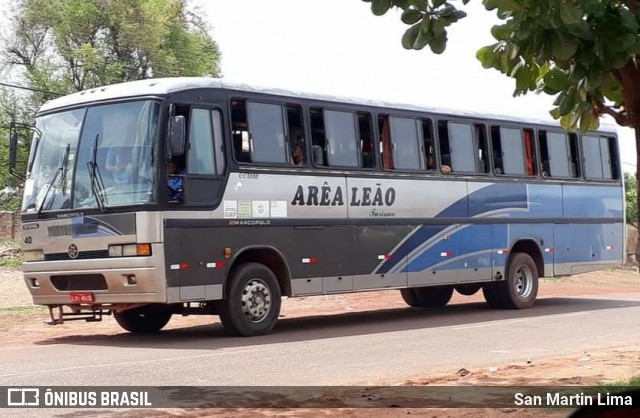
(44, 306, 111, 325)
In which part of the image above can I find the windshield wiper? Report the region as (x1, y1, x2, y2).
(86, 133, 107, 211)
(37, 143, 70, 215)
(27, 127, 43, 174)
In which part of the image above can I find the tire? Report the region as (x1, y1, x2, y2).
(500, 252, 539, 309)
(484, 252, 539, 309)
(114, 304, 172, 333)
(455, 283, 482, 296)
(218, 262, 282, 337)
(400, 288, 421, 307)
(482, 282, 506, 309)
(413, 285, 454, 308)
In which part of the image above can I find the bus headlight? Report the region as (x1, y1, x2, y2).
(23, 250, 45, 262)
(108, 244, 152, 257)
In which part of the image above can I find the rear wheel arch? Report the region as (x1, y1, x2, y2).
(509, 239, 544, 277)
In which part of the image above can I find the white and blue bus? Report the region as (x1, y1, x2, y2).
(12, 78, 624, 337)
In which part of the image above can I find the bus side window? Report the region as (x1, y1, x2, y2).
(539, 130, 577, 178)
(187, 108, 216, 175)
(605, 136, 620, 180)
(287, 104, 306, 166)
(358, 112, 375, 168)
(379, 115, 393, 169)
(583, 134, 617, 180)
(231, 100, 251, 163)
(491, 126, 533, 176)
(388, 116, 424, 171)
(437, 120, 451, 172)
(444, 121, 477, 174)
(246, 101, 288, 164)
(523, 129, 536, 176)
(323, 109, 359, 167)
(568, 133, 580, 178)
(474, 124, 489, 173)
(422, 118, 435, 172)
(310, 108, 327, 166)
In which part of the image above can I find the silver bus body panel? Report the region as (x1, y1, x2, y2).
(21, 212, 168, 306)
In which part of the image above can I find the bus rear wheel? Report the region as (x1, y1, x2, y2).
(484, 252, 539, 309)
(114, 304, 172, 333)
(415, 285, 453, 308)
(401, 285, 453, 308)
(218, 262, 282, 337)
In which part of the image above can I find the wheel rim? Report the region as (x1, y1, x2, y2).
(240, 278, 272, 323)
(514, 264, 534, 298)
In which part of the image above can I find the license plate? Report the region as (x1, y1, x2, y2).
(70, 292, 95, 303)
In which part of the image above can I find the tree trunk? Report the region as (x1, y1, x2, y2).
(616, 60, 640, 268)
(635, 126, 640, 266)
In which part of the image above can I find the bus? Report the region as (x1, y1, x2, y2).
(11, 77, 624, 337)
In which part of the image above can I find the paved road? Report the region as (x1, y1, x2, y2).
(0, 293, 639, 386)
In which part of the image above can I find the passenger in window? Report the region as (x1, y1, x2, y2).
(167, 157, 185, 202)
(361, 141, 375, 168)
(427, 154, 451, 173)
(105, 147, 134, 184)
(291, 141, 305, 166)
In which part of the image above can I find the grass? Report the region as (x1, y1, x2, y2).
(606, 375, 640, 387)
(0, 238, 23, 268)
(0, 238, 22, 249)
(0, 305, 46, 314)
(0, 257, 22, 268)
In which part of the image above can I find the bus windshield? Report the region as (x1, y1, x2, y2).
(22, 100, 161, 212)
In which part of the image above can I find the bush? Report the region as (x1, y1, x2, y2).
(624, 172, 637, 227)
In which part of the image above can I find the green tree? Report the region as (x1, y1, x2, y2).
(0, 0, 221, 208)
(0, 88, 38, 209)
(625, 172, 637, 226)
(2, 0, 221, 95)
(364, 0, 640, 261)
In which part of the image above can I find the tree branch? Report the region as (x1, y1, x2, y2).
(596, 102, 630, 126)
(625, 1, 640, 14)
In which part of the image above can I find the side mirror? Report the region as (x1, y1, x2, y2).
(169, 115, 186, 156)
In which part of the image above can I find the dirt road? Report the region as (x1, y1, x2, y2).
(1, 268, 638, 417)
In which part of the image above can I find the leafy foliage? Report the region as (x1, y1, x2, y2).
(625, 172, 637, 226)
(0, 0, 221, 210)
(362, 0, 640, 133)
(365, 0, 469, 54)
(2, 0, 221, 94)
(0, 88, 37, 201)
(365, 0, 640, 256)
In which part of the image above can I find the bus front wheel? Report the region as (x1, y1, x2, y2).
(484, 252, 539, 309)
(218, 262, 282, 337)
(113, 304, 172, 333)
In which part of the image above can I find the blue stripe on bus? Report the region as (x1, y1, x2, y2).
(375, 183, 623, 275)
(468, 183, 528, 217)
(377, 183, 528, 273)
(71, 216, 122, 238)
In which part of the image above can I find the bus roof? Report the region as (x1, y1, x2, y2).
(39, 77, 618, 133)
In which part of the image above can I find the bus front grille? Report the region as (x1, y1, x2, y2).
(51, 274, 108, 291)
(45, 250, 110, 261)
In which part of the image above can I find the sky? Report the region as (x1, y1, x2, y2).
(201, 0, 636, 172)
(0, 0, 635, 172)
